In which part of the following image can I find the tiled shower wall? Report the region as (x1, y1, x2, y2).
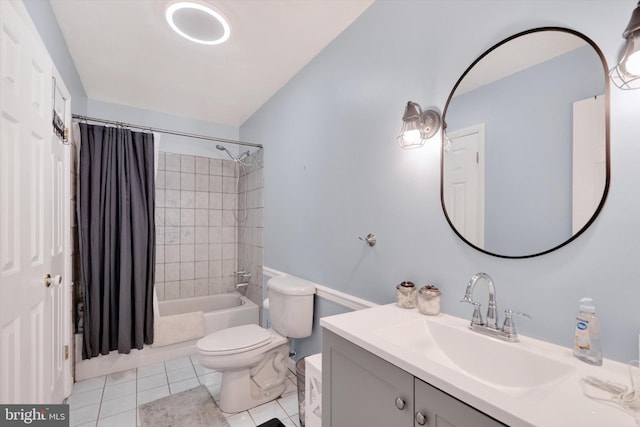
(237, 149, 264, 307)
(154, 151, 263, 301)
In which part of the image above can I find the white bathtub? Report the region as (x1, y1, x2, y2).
(74, 292, 258, 381)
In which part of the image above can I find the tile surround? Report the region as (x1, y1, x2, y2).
(155, 150, 264, 301)
(72, 145, 264, 311)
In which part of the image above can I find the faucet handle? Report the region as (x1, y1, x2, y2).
(502, 309, 531, 337)
(461, 299, 483, 326)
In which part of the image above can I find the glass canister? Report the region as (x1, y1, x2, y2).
(396, 281, 418, 309)
(418, 285, 441, 315)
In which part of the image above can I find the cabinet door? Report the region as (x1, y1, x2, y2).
(414, 379, 506, 427)
(323, 329, 414, 427)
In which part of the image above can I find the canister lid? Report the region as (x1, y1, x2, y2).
(419, 285, 440, 296)
(397, 281, 416, 289)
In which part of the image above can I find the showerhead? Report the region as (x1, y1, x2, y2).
(216, 144, 251, 163)
(216, 144, 236, 161)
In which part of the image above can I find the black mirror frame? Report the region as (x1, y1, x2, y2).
(441, 27, 610, 259)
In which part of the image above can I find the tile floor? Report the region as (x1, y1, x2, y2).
(66, 355, 301, 427)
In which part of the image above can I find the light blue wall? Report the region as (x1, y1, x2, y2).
(241, 0, 640, 363)
(446, 45, 604, 255)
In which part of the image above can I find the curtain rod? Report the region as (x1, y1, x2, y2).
(72, 114, 262, 149)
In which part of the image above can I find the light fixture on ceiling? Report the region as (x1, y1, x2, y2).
(165, 1, 230, 45)
(396, 101, 441, 149)
(611, 1, 640, 89)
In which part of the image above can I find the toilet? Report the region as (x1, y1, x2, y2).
(197, 275, 315, 413)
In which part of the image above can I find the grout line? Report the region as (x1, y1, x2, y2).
(77, 355, 297, 427)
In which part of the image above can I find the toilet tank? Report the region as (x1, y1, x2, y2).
(268, 275, 316, 338)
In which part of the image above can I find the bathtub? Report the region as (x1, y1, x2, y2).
(74, 292, 258, 381)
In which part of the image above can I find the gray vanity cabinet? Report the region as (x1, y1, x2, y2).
(414, 378, 505, 427)
(322, 329, 414, 427)
(322, 329, 506, 427)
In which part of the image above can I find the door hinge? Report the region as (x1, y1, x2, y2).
(64, 345, 69, 360)
(476, 152, 479, 163)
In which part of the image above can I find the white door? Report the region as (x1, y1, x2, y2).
(0, 0, 71, 404)
(48, 68, 73, 403)
(572, 95, 606, 234)
(443, 124, 486, 247)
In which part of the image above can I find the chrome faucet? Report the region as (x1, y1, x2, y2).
(235, 269, 252, 283)
(461, 272, 530, 343)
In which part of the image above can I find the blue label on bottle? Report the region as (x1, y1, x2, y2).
(577, 321, 588, 330)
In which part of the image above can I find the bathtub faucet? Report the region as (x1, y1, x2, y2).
(235, 270, 252, 283)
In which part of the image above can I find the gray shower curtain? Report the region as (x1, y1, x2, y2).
(78, 123, 155, 359)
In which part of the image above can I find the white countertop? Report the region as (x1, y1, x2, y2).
(320, 303, 638, 427)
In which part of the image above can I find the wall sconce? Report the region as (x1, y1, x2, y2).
(396, 101, 441, 149)
(611, 1, 640, 89)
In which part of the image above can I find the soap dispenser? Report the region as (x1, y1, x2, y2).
(573, 297, 602, 366)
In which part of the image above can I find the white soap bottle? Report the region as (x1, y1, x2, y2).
(573, 297, 602, 366)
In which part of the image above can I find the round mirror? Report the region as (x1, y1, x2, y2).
(441, 27, 609, 258)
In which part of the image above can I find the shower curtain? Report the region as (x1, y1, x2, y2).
(78, 123, 155, 359)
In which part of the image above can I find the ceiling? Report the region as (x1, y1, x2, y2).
(50, 0, 373, 126)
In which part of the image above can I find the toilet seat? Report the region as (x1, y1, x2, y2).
(197, 324, 272, 356)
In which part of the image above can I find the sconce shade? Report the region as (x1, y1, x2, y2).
(396, 101, 441, 149)
(611, 1, 640, 89)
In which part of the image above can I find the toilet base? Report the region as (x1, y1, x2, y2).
(217, 344, 290, 413)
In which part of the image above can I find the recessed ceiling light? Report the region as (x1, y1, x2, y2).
(165, 2, 230, 45)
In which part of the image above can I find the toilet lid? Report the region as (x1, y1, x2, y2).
(197, 324, 271, 355)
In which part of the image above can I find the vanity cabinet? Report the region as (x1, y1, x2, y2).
(414, 378, 505, 427)
(322, 329, 506, 427)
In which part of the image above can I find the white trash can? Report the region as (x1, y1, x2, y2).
(304, 353, 322, 427)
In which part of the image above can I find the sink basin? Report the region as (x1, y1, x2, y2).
(375, 316, 574, 390)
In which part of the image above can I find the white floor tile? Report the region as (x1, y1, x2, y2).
(281, 417, 298, 427)
(248, 401, 288, 425)
(137, 384, 170, 405)
(106, 368, 137, 385)
(168, 377, 199, 394)
(68, 355, 302, 427)
(102, 380, 136, 401)
(281, 379, 297, 397)
(226, 411, 256, 427)
(72, 376, 106, 394)
(164, 356, 192, 371)
(97, 408, 136, 427)
(206, 383, 221, 401)
(277, 394, 299, 417)
(67, 388, 103, 410)
(194, 364, 214, 377)
(198, 370, 222, 387)
(166, 365, 196, 383)
(191, 358, 214, 376)
(70, 403, 100, 426)
(99, 393, 136, 418)
(137, 362, 165, 379)
(137, 372, 168, 392)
